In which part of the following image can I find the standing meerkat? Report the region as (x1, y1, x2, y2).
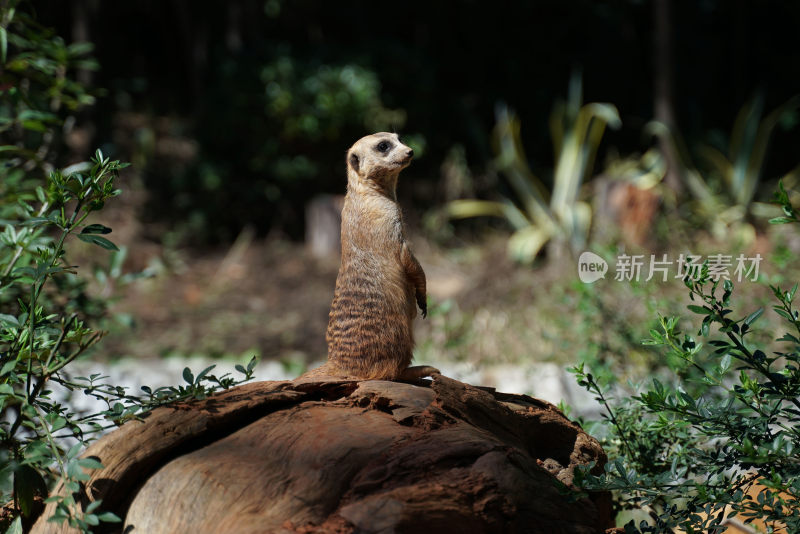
(303, 132, 439, 381)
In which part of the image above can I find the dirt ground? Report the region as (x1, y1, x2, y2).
(97, 231, 536, 363)
(88, 175, 529, 367)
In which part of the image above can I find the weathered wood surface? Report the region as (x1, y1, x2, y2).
(31, 375, 613, 534)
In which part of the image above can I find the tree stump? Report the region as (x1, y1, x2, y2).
(30, 375, 613, 534)
(305, 194, 344, 258)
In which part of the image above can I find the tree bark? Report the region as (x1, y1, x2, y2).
(31, 375, 613, 534)
(653, 0, 682, 194)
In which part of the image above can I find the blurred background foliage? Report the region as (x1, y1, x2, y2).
(444, 74, 623, 263)
(1, 0, 798, 372)
(26, 0, 800, 244)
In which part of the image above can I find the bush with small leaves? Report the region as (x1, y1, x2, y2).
(571, 184, 800, 533)
(0, 5, 258, 532)
(0, 149, 261, 533)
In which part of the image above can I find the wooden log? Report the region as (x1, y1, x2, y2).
(30, 375, 613, 534)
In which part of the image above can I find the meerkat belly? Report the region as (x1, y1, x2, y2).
(326, 256, 414, 377)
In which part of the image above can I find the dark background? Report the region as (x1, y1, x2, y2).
(33, 0, 800, 243)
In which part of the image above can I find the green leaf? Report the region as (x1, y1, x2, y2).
(76, 233, 119, 251)
(700, 320, 710, 337)
(182, 367, 194, 385)
(76, 457, 104, 471)
(776, 333, 800, 344)
(67, 460, 91, 481)
(584, 102, 622, 129)
(723, 279, 733, 292)
(719, 353, 732, 373)
(96, 511, 122, 523)
(508, 226, 551, 264)
(48, 416, 66, 432)
(80, 224, 112, 235)
(85, 500, 102, 514)
(614, 458, 627, 478)
(0, 314, 20, 327)
(20, 217, 52, 227)
(4, 517, 22, 534)
(679, 391, 695, 407)
(195, 365, 216, 384)
(66, 442, 82, 460)
(687, 305, 708, 315)
(21, 120, 46, 133)
(0, 360, 16, 376)
(14, 465, 47, 517)
(0, 26, 7, 65)
(67, 41, 94, 56)
(743, 308, 763, 326)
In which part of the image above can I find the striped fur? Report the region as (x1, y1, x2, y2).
(320, 133, 431, 380)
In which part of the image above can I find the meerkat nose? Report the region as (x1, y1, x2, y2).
(406, 148, 414, 158)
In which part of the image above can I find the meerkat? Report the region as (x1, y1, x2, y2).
(303, 132, 439, 381)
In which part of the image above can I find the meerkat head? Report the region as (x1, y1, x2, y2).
(346, 132, 414, 195)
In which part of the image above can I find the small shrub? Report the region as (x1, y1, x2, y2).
(0, 5, 258, 532)
(571, 186, 800, 532)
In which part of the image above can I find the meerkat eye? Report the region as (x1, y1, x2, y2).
(376, 141, 391, 152)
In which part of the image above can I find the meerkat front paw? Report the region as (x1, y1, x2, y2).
(417, 295, 427, 318)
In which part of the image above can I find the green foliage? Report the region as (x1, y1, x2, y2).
(0, 149, 259, 531)
(562, 278, 664, 383)
(572, 260, 800, 532)
(649, 94, 800, 237)
(770, 179, 799, 225)
(255, 56, 408, 188)
(262, 60, 406, 148)
(0, 5, 259, 531)
(141, 47, 410, 244)
(0, 151, 125, 531)
(708, 94, 800, 209)
(17, 1, 799, 243)
(0, 0, 97, 178)
(445, 73, 621, 263)
(0, 0, 105, 339)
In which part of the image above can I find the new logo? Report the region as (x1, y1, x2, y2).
(578, 251, 608, 283)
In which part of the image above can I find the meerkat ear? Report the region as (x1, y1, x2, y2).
(348, 152, 360, 173)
